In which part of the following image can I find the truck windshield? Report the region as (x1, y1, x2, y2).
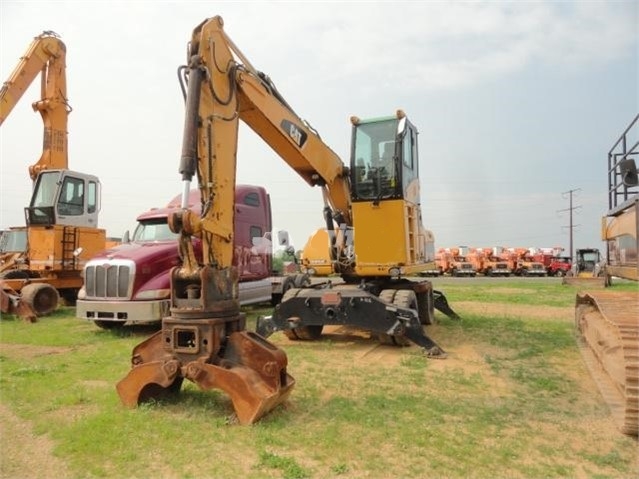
(132, 219, 178, 242)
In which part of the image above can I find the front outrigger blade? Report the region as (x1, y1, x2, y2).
(257, 283, 459, 358)
(116, 267, 295, 425)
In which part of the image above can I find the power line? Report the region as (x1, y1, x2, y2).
(558, 188, 582, 260)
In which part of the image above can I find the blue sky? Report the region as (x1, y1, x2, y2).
(1, 1, 637, 256)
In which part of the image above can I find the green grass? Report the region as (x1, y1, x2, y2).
(1, 278, 637, 478)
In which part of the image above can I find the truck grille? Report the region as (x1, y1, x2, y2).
(84, 259, 134, 299)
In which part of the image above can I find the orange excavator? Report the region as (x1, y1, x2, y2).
(116, 15, 458, 424)
(0, 31, 106, 320)
(574, 113, 638, 436)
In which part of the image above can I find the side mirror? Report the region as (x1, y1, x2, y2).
(619, 159, 638, 187)
(122, 230, 130, 243)
(277, 230, 290, 247)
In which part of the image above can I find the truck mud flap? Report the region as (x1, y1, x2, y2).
(116, 321, 295, 425)
(256, 287, 447, 357)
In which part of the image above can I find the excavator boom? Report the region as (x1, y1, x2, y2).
(117, 16, 298, 424)
(0, 31, 70, 179)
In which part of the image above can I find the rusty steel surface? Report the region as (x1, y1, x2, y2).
(116, 320, 295, 424)
(117, 266, 294, 425)
(0, 281, 37, 322)
(575, 291, 639, 436)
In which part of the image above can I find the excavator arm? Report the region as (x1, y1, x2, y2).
(173, 16, 352, 275)
(0, 31, 71, 179)
(116, 16, 314, 424)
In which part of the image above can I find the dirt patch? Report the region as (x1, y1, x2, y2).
(454, 301, 574, 322)
(0, 344, 72, 361)
(0, 403, 70, 479)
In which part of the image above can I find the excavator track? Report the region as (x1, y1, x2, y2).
(575, 291, 639, 436)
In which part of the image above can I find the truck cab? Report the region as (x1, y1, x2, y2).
(76, 185, 276, 329)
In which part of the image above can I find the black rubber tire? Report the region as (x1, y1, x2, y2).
(416, 289, 435, 325)
(59, 288, 79, 306)
(94, 320, 126, 330)
(0, 270, 30, 280)
(390, 290, 416, 347)
(272, 276, 296, 306)
(20, 283, 59, 317)
(376, 289, 412, 346)
(292, 325, 323, 340)
(378, 289, 397, 304)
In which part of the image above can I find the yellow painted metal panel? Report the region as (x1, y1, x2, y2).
(352, 200, 408, 276)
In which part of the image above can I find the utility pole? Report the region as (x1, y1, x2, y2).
(558, 188, 582, 261)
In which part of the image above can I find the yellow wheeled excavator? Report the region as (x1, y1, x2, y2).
(0, 31, 106, 320)
(574, 113, 639, 436)
(116, 15, 458, 424)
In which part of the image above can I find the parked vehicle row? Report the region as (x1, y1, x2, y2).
(429, 246, 579, 277)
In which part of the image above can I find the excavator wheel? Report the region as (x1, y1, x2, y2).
(291, 325, 323, 340)
(389, 290, 416, 346)
(292, 273, 311, 288)
(272, 276, 296, 306)
(415, 288, 435, 325)
(376, 289, 411, 347)
(279, 288, 324, 340)
(20, 283, 59, 317)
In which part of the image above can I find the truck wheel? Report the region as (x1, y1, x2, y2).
(94, 320, 126, 330)
(555, 270, 565, 277)
(20, 283, 59, 317)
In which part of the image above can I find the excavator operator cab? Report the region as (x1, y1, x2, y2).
(350, 111, 419, 204)
(25, 170, 101, 228)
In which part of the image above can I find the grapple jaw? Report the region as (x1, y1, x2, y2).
(116, 266, 295, 425)
(116, 326, 295, 425)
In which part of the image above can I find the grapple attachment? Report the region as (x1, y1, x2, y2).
(116, 319, 295, 424)
(116, 266, 295, 425)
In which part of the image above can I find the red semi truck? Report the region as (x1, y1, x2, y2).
(76, 185, 304, 329)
